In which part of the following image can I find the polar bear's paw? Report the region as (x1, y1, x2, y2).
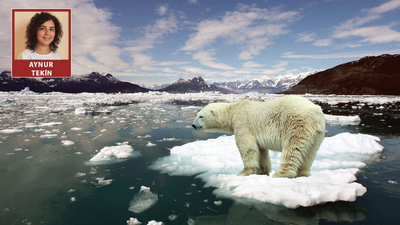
(237, 167, 266, 176)
(273, 169, 297, 178)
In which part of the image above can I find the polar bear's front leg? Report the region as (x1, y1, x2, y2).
(235, 135, 262, 176)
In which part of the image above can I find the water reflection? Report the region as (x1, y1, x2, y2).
(194, 201, 365, 225)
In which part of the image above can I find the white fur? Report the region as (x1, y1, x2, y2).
(192, 95, 326, 178)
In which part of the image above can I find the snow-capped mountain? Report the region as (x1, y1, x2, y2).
(213, 71, 316, 93)
(160, 76, 236, 94)
(145, 83, 170, 90)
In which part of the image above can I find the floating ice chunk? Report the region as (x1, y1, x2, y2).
(71, 127, 82, 131)
(74, 108, 86, 115)
(158, 138, 181, 142)
(214, 200, 222, 206)
(86, 142, 141, 165)
(0, 128, 23, 134)
(138, 135, 151, 138)
(128, 186, 158, 213)
(146, 142, 157, 147)
(181, 106, 203, 111)
(151, 132, 383, 208)
(324, 114, 361, 125)
(61, 140, 75, 146)
(94, 177, 113, 187)
(168, 215, 178, 221)
(40, 133, 58, 138)
(75, 172, 86, 177)
(147, 221, 163, 225)
(127, 218, 142, 225)
(40, 122, 63, 127)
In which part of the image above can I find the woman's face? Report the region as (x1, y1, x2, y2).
(36, 20, 55, 47)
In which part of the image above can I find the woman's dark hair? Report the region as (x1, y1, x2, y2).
(25, 12, 63, 51)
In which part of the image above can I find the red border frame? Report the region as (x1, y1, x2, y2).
(11, 9, 71, 78)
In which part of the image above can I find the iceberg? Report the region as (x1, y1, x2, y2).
(150, 132, 383, 208)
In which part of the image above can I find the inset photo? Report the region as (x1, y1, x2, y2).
(12, 9, 71, 78)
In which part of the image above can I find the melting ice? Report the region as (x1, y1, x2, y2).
(151, 132, 383, 208)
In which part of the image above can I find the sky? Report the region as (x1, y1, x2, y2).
(1, 0, 400, 86)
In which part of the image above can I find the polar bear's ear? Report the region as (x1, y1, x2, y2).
(211, 109, 216, 116)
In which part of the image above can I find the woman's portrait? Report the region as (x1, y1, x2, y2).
(14, 11, 69, 60)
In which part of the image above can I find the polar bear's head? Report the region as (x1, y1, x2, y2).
(192, 103, 231, 133)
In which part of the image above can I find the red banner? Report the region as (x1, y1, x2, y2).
(12, 60, 71, 78)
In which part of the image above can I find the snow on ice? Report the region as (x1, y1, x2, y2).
(150, 132, 383, 208)
(86, 142, 141, 165)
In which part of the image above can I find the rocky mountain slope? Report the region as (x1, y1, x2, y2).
(281, 54, 400, 95)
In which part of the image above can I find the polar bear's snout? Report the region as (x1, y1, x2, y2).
(192, 117, 203, 130)
(192, 122, 202, 130)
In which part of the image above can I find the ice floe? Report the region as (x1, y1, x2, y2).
(86, 142, 141, 165)
(94, 177, 113, 187)
(61, 140, 75, 146)
(0, 128, 23, 134)
(325, 114, 361, 125)
(150, 132, 383, 208)
(128, 186, 158, 213)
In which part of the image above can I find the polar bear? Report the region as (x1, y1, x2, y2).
(192, 95, 325, 178)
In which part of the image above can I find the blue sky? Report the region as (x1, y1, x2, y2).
(1, 0, 400, 86)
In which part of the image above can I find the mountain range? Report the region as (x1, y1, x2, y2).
(282, 54, 400, 95)
(1, 54, 398, 95)
(0, 71, 149, 93)
(212, 72, 315, 93)
(146, 72, 314, 93)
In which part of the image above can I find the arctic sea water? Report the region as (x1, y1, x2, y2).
(0, 91, 399, 225)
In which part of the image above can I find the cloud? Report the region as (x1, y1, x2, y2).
(181, 4, 299, 60)
(156, 4, 169, 16)
(0, 0, 129, 73)
(156, 61, 191, 66)
(334, 0, 400, 32)
(192, 50, 235, 70)
(296, 32, 317, 42)
(334, 25, 400, 43)
(188, 0, 198, 4)
(124, 12, 180, 70)
(313, 39, 333, 46)
(331, 0, 400, 45)
(272, 61, 289, 68)
(242, 61, 264, 68)
(282, 49, 400, 59)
